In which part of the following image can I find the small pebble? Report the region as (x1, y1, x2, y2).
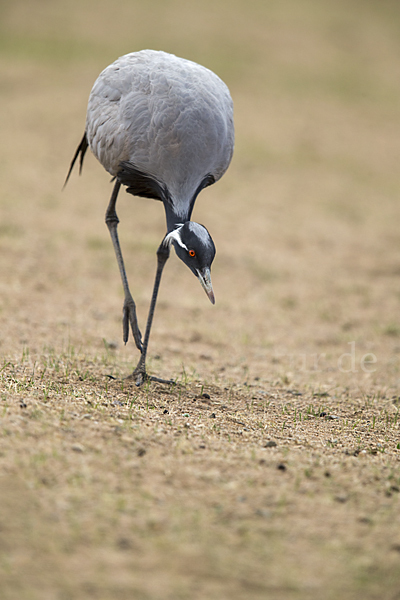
(343, 449, 360, 457)
(105, 340, 118, 350)
(202, 393, 211, 399)
(264, 440, 277, 448)
(255, 508, 271, 518)
(334, 494, 348, 503)
(71, 444, 85, 453)
(117, 537, 132, 550)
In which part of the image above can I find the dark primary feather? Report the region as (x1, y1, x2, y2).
(117, 161, 170, 203)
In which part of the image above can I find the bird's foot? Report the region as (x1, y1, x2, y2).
(122, 295, 142, 351)
(127, 365, 174, 387)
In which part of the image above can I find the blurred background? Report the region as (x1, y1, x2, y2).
(1, 0, 400, 390)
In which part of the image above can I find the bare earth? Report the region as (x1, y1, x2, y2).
(1, 1, 400, 598)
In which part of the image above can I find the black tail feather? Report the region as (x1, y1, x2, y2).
(63, 132, 89, 188)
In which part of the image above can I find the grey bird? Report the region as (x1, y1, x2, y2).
(65, 50, 234, 385)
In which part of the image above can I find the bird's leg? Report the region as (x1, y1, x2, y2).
(105, 180, 142, 352)
(130, 241, 173, 386)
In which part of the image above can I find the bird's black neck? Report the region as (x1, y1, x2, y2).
(164, 174, 216, 232)
(164, 203, 189, 232)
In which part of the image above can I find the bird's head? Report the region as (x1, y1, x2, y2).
(163, 222, 216, 304)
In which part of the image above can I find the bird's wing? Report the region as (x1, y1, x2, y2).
(86, 76, 128, 176)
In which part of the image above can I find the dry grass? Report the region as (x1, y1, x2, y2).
(1, 0, 400, 598)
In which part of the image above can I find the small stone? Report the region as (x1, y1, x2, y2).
(334, 494, 348, 503)
(255, 508, 271, 518)
(117, 537, 132, 550)
(264, 440, 277, 448)
(202, 393, 211, 399)
(71, 444, 85, 453)
(344, 449, 360, 456)
(105, 340, 118, 350)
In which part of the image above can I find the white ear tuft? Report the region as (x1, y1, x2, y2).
(163, 224, 187, 250)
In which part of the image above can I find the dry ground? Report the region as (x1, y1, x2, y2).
(1, 0, 400, 598)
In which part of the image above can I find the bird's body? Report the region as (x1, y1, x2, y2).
(66, 50, 234, 384)
(87, 51, 234, 225)
(86, 50, 234, 229)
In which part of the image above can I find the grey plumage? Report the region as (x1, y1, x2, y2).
(66, 50, 234, 385)
(86, 50, 234, 219)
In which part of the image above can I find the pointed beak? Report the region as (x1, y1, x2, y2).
(196, 267, 215, 304)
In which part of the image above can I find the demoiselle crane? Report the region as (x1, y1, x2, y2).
(65, 50, 234, 385)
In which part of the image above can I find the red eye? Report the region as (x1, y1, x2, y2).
(189, 249, 196, 257)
